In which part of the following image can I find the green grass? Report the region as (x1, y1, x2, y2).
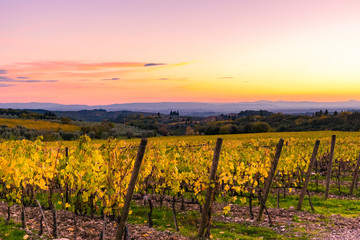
(128, 203, 199, 236)
(127, 203, 299, 239)
(210, 221, 284, 240)
(265, 193, 360, 217)
(0, 218, 26, 240)
(7, 180, 360, 239)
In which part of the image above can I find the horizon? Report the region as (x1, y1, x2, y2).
(2, 1, 360, 104)
(1, 99, 360, 106)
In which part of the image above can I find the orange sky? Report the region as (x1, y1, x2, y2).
(1, 0, 360, 104)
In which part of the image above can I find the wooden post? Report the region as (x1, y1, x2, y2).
(115, 138, 148, 240)
(65, 147, 69, 207)
(296, 140, 320, 211)
(21, 205, 27, 229)
(52, 208, 58, 238)
(325, 135, 336, 199)
(100, 214, 106, 240)
(198, 138, 223, 239)
(256, 139, 284, 222)
(36, 200, 51, 236)
(147, 196, 153, 228)
(172, 196, 179, 232)
(349, 153, 360, 195)
(6, 206, 11, 223)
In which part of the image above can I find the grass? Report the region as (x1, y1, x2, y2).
(127, 203, 298, 239)
(264, 192, 360, 218)
(0, 218, 26, 240)
(210, 221, 285, 240)
(5, 188, 360, 239)
(0, 118, 80, 132)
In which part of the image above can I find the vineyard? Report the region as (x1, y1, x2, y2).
(0, 118, 81, 132)
(1, 131, 360, 239)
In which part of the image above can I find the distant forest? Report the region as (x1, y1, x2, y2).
(0, 108, 360, 140)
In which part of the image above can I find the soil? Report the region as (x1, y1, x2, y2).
(0, 201, 189, 240)
(1, 196, 360, 240)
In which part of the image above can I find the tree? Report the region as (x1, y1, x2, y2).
(185, 126, 195, 135)
(250, 122, 273, 133)
(158, 125, 170, 136)
(60, 116, 72, 124)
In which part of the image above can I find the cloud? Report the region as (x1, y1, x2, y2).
(158, 77, 188, 81)
(0, 61, 192, 81)
(0, 76, 58, 83)
(0, 76, 16, 82)
(144, 63, 166, 67)
(102, 77, 120, 81)
(6, 61, 166, 72)
(0, 83, 15, 87)
(217, 77, 233, 79)
(0, 70, 7, 74)
(23, 80, 42, 82)
(43, 80, 58, 82)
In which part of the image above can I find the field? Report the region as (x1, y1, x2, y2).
(1, 131, 360, 239)
(0, 118, 81, 132)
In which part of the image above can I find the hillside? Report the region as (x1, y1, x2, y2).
(0, 118, 80, 132)
(1, 100, 360, 115)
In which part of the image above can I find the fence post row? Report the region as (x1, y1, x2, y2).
(198, 138, 223, 239)
(6, 134, 360, 238)
(349, 153, 360, 195)
(297, 140, 320, 211)
(256, 138, 284, 222)
(116, 138, 148, 240)
(325, 135, 336, 200)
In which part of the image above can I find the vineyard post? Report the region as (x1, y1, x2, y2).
(325, 135, 336, 200)
(198, 138, 223, 239)
(256, 138, 284, 222)
(36, 200, 51, 236)
(172, 196, 179, 232)
(296, 140, 320, 211)
(21, 183, 27, 230)
(65, 147, 69, 208)
(349, 153, 360, 195)
(116, 138, 148, 240)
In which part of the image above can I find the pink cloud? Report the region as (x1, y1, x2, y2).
(5, 61, 168, 72)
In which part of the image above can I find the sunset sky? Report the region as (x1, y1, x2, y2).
(1, 0, 360, 105)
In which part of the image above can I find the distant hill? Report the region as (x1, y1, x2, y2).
(53, 109, 156, 122)
(0, 100, 359, 116)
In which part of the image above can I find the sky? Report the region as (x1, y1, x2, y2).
(1, 0, 360, 105)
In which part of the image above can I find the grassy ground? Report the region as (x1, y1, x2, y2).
(127, 203, 286, 240)
(3, 185, 360, 239)
(0, 218, 26, 240)
(125, 193, 360, 239)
